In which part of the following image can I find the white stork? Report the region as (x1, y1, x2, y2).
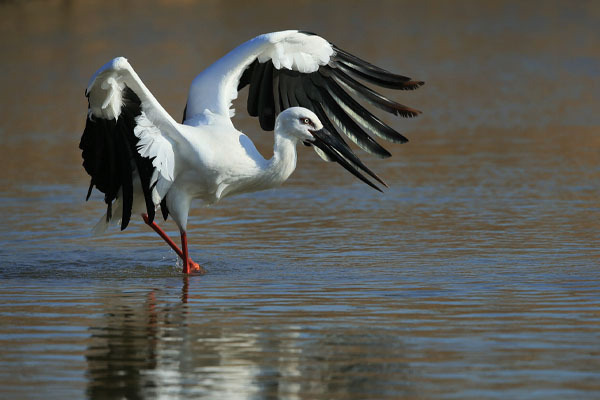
(80, 30, 424, 274)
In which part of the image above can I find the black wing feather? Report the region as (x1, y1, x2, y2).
(284, 72, 302, 108)
(286, 72, 389, 185)
(240, 38, 424, 190)
(272, 67, 282, 115)
(332, 46, 424, 90)
(238, 62, 254, 91)
(79, 86, 159, 230)
(101, 119, 119, 205)
(311, 81, 392, 157)
(315, 73, 409, 143)
(247, 60, 266, 117)
(327, 67, 421, 117)
(310, 100, 388, 187)
(257, 62, 276, 130)
(115, 123, 133, 229)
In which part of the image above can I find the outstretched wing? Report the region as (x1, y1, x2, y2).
(184, 30, 423, 189)
(80, 57, 180, 230)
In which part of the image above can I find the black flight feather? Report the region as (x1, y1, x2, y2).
(316, 73, 409, 143)
(160, 198, 169, 221)
(327, 67, 422, 117)
(238, 62, 254, 91)
(272, 67, 282, 115)
(257, 62, 276, 130)
(291, 74, 388, 186)
(115, 126, 133, 230)
(332, 46, 424, 90)
(310, 100, 388, 187)
(311, 82, 392, 157)
(247, 60, 266, 117)
(79, 86, 158, 229)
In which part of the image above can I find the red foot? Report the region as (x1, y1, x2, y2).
(186, 259, 206, 275)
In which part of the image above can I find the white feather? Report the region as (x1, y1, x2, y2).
(258, 32, 332, 73)
(134, 111, 175, 204)
(88, 73, 124, 120)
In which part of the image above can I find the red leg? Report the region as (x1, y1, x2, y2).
(181, 230, 190, 274)
(142, 213, 184, 258)
(179, 229, 204, 274)
(142, 214, 205, 274)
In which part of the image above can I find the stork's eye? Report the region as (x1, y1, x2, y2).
(300, 118, 311, 125)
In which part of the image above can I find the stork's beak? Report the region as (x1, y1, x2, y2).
(307, 128, 388, 192)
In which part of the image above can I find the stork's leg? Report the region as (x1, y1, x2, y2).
(181, 230, 190, 274)
(142, 214, 205, 274)
(142, 213, 183, 256)
(180, 230, 204, 274)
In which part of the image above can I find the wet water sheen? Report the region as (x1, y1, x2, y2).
(1, 1, 599, 399)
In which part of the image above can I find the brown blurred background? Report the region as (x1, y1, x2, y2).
(1, 0, 598, 190)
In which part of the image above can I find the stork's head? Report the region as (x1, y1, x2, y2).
(273, 106, 388, 191)
(275, 107, 323, 143)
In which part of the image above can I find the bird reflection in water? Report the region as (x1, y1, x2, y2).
(85, 278, 412, 399)
(86, 289, 160, 399)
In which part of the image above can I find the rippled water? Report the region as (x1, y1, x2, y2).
(1, 1, 599, 399)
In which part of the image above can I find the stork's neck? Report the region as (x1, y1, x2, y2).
(260, 132, 298, 188)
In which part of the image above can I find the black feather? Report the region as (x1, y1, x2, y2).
(107, 200, 112, 222)
(272, 67, 282, 115)
(332, 46, 424, 90)
(79, 86, 157, 229)
(315, 73, 409, 143)
(327, 67, 421, 117)
(102, 119, 118, 203)
(308, 80, 392, 158)
(247, 60, 266, 117)
(86, 179, 94, 201)
(282, 71, 302, 108)
(115, 125, 133, 230)
(238, 62, 254, 91)
(182, 104, 187, 123)
(333, 59, 424, 91)
(160, 198, 169, 221)
(310, 101, 388, 187)
(257, 62, 276, 130)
